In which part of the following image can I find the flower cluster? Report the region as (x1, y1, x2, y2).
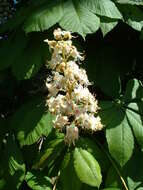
(45, 28, 103, 145)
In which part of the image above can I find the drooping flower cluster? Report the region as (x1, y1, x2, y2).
(44, 28, 103, 145)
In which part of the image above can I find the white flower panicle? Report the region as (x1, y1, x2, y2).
(45, 28, 103, 145)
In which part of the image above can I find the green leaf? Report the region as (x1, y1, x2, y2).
(32, 133, 65, 169)
(83, 0, 122, 19)
(118, 5, 143, 31)
(127, 177, 141, 190)
(12, 36, 49, 80)
(60, 152, 82, 190)
(0, 135, 25, 189)
(124, 79, 143, 102)
(106, 114, 134, 167)
(59, 0, 100, 37)
(126, 105, 143, 150)
(99, 101, 115, 110)
(99, 102, 117, 126)
(11, 98, 54, 146)
(0, 32, 28, 71)
(86, 45, 122, 98)
(123, 148, 143, 183)
(105, 167, 121, 188)
(73, 148, 102, 188)
(115, 0, 143, 5)
(24, 0, 63, 33)
(126, 102, 143, 116)
(100, 17, 118, 36)
(102, 188, 120, 190)
(104, 105, 134, 167)
(25, 171, 52, 190)
(77, 137, 110, 172)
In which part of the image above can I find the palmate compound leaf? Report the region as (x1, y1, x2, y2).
(59, 0, 100, 38)
(100, 80, 143, 167)
(11, 98, 54, 146)
(24, 0, 63, 33)
(73, 148, 102, 188)
(100, 102, 134, 167)
(25, 171, 52, 190)
(0, 135, 25, 189)
(82, 0, 122, 19)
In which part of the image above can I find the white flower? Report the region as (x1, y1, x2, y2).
(76, 113, 103, 131)
(78, 69, 91, 85)
(45, 28, 103, 145)
(44, 40, 57, 49)
(63, 41, 72, 55)
(46, 83, 59, 97)
(56, 62, 66, 72)
(53, 115, 68, 129)
(65, 125, 79, 145)
(64, 61, 80, 81)
(49, 53, 63, 69)
(46, 72, 66, 96)
(53, 28, 63, 40)
(70, 47, 84, 61)
(85, 100, 98, 113)
(72, 85, 94, 103)
(63, 31, 72, 40)
(47, 95, 66, 114)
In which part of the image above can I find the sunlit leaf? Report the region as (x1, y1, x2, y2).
(59, 0, 100, 37)
(74, 148, 102, 187)
(24, 0, 63, 33)
(83, 0, 122, 19)
(25, 171, 52, 190)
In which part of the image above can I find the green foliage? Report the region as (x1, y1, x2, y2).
(24, 1, 63, 34)
(0, 135, 25, 189)
(11, 98, 54, 146)
(0, 0, 143, 189)
(73, 148, 102, 187)
(60, 151, 82, 190)
(115, 0, 143, 5)
(25, 171, 52, 190)
(83, 0, 122, 19)
(59, 0, 100, 38)
(105, 107, 134, 167)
